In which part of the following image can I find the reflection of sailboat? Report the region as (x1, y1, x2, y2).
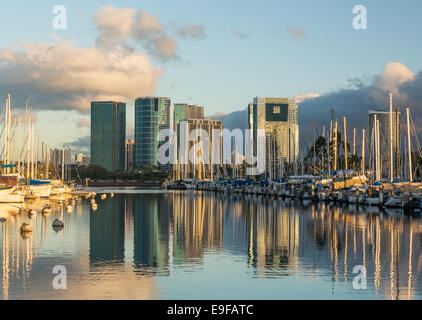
(385, 208, 404, 218)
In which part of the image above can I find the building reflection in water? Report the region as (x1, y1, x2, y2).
(89, 197, 125, 265)
(1, 192, 422, 299)
(132, 194, 170, 275)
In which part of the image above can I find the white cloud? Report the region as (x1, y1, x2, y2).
(76, 118, 90, 128)
(94, 6, 179, 60)
(0, 42, 162, 111)
(295, 93, 320, 104)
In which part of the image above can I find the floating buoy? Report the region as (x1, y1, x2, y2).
(21, 222, 33, 233)
(0, 218, 6, 223)
(28, 210, 37, 217)
(52, 218, 64, 229)
(101, 194, 107, 200)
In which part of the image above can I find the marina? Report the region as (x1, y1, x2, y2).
(1, 189, 422, 300)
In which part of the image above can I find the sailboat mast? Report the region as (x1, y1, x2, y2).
(362, 129, 365, 175)
(334, 121, 338, 171)
(389, 92, 394, 182)
(406, 107, 413, 182)
(344, 117, 348, 170)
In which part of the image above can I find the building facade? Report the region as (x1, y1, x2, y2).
(248, 97, 299, 178)
(134, 97, 170, 170)
(91, 101, 126, 172)
(125, 139, 135, 171)
(177, 118, 223, 180)
(50, 148, 72, 167)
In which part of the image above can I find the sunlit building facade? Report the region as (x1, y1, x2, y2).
(248, 97, 299, 177)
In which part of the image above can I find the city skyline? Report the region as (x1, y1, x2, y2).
(1, 1, 422, 153)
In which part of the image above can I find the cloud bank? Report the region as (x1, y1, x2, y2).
(0, 5, 205, 112)
(0, 42, 162, 112)
(211, 62, 422, 146)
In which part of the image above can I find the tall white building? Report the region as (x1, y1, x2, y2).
(248, 97, 299, 177)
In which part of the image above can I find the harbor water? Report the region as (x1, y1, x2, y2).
(1, 189, 422, 300)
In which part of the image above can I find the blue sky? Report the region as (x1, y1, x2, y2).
(0, 0, 421, 151)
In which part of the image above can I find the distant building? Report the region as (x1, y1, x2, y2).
(248, 97, 299, 178)
(125, 139, 135, 171)
(82, 155, 90, 167)
(75, 153, 84, 164)
(75, 153, 90, 167)
(177, 118, 223, 180)
(173, 104, 204, 133)
(134, 97, 170, 170)
(173, 104, 205, 167)
(50, 148, 72, 167)
(91, 101, 126, 172)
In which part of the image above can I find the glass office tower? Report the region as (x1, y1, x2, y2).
(134, 97, 171, 169)
(91, 101, 126, 172)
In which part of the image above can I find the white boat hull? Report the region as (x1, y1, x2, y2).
(27, 184, 52, 198)
(0, 187, 25, 203)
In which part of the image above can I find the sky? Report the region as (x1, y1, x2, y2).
(0, 0, 422, 153)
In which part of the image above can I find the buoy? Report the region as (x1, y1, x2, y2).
(21, 223, 33, 233)
(0, 218, 6, 223)
(101, 194, 107, 200)
(28, 210, 37, 217)
(52, 218, 64, 231)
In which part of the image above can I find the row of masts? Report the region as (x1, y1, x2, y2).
(1, 93, 67, 180)
(169, 92, 419, 182)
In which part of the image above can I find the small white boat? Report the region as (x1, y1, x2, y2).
(385, 196, 404, 208)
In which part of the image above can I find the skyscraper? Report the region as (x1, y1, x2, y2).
(91, 101, 126, 172)
(173, 104, 204, 134)
(177, 118, 223, 180)
(134, 97, 170, 170)
(173, 104, 205, 168)
(248, 97, 299, 177)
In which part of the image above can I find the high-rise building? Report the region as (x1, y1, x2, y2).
(134, 97, 171, 170)
(368, 110, 401, 178)
(177, 118, 223, 180)
(75, 153, 84, 165)
(173, 104, 204, 133)
(173, 104, 205, 166)
(91, 101, 126, 172)
(125, 139, 135, 171)
(82, 155, 90, 167)
(248, 97, 299, 177)
(50, 148, 72, 167)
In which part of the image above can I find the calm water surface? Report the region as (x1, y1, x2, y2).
(1, 190, 422, 300)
